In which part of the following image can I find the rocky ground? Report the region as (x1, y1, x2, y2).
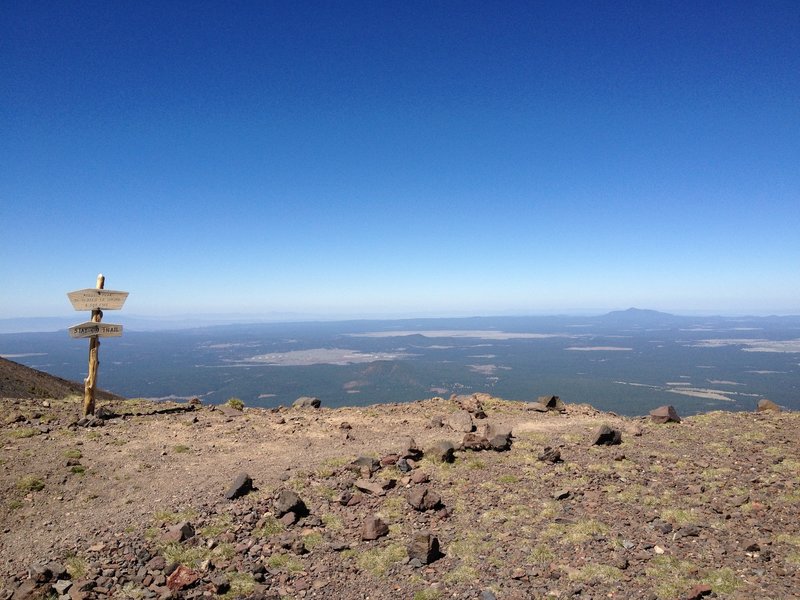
(1, 392, 799, 600)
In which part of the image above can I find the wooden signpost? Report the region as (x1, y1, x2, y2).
(67, 274, 128, 417)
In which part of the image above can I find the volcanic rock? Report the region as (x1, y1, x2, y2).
(273, 489, 307, 517)
(407, 486, 442, 511)
(445, 410, 474, 433)
(292, 396, 321, 409)
(426, 440, 456, 463)
(592, 424, 622, 445)
(224, 472, 253, 500)
(650, 405, 681, 424)
(757, 399, 781, 413)
(407, 531, 440, 564)
(361, 516, 389, 541)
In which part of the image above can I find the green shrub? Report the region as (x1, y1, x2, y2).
(225, 397, 244, 411)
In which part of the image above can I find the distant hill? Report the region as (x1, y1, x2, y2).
(0, 356, 123, 400)
(599, 307, 684, 326)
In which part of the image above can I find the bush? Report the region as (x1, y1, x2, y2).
(225, 397, 244, 411)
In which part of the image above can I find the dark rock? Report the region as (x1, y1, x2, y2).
(354, 478, 394, 496)
(538, 395, 566, 411)
(162, 521, 195, 543)
(380, 453, 399, 466)
(525, 402, 549, 412)
(397, 436, 423, 460)
(445, 410, 474, 433)
(479, 591, 498, 600)
(454, 394, 484, 415)
(538, 447, 562, 463)
(279, 511, 298, 526)
(554, 489, 571, 500)
(53, 580, 72, 595)
(10, 581, 38, 600)
(426, 441, 455, 463)
(462, 432, 490, 450)
(407, 486, 442, 511)
(681, 583, 712, 599)
(210, 575, 230, 595)
(224, 472, 253, 500)
(756, 399, 781, 412)
(396, 458, 412, 472)
(592, 424, 622, 445)
(29, 564, 53, 583)
(347, 456, 380, 475)
(407, 531, 441, 564)
(361, 516, 389, 541)
(410, 470, 430, 484)
(166, 566, 199, 591)
(273, 489, 307, 517)
(649, 405, 681, 424)
(292, 396, 321, 409)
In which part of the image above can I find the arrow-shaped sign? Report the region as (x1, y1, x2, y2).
(68, 321, 124, 339)
(67, 289, 129, 311)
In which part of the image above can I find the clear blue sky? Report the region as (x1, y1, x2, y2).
(2, 1, 798, 319)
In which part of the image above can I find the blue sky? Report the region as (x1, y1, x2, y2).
(2, 1, 798, 319)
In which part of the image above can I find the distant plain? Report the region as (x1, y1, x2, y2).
(1, 311, 798, 415)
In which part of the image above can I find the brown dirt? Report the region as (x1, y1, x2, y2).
(1, 392, 799, 599)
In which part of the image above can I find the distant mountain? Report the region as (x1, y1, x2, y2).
(599, 308, 684, 327)
(0, 356, 123, 401)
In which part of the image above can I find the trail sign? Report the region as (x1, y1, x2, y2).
(66, 274, 128, 417)
(68, 321, 123, 339)
(67, 289, 129, 311)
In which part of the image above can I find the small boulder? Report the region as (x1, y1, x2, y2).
(347, 456, 381, 475)
(445, 410, 474, 433)
(163, 521, 195, 543)
(538, 447, 562, 463)
(224, 472, 253, 500)
(397, 436, 423, 460)
(426, 440, 456, 463)
(462, 432, 490, 450)
(354, 478, 394, 496)
(292, 396, 321, 409)
(538, 395, 566, 412)
(756, 399, 781, 413)
(407, 486, 442, 511)
(650, 405, 681, 424)
(166, 565, 200, 591)
(525, 402, 549, 413)
(592, 424, 622, 446)
(407, 531, 441, 564)
(274, 489, 307, 517)
(361, 516, 389, 541)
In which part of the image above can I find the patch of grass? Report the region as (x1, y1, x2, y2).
(320, 513, 344, 531)
(644, 555, 695, 599)
(569, 563, 623, 584)
(497, 474, 519, 484)
(253, 515, 284, 538)
(65, 555, 88, 579)
(702, 567, 741, 594)
(378, 496, 407, 521)
(528, 545, 555, 566)
(118, 582, 147, 600)
(110, 438, 128, 446)
(153, 508, 198, 525)
(302, 531, 324, 550)
(466, 457, 486, 470)
(225, 397, 244, 411)
(70, 465, 86, 475)
(542, 519, 610, 544)
(772, 458, 800, 475)
(447, 532, 492, 563)
(266, 553, 304, 573)
(161, 543, 210, 568)
(413, 589, 442, 600)
(660, 508, 697, 526)
(173, 444, 190, 453)
(200, 514, 233, 537)
(443, 564, 479, 584)
(16, 476, 45, 492)
(8, 427, 38, 439)
(63, 449, 82, 459)
(356, 543, 407, 576)
(7, 499, 23, 511)
(219, 572, 256, 600)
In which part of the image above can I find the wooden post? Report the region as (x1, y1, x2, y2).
(83, 273, 105, 417)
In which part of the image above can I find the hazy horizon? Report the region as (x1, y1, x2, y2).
(2, 2, 798, 319)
